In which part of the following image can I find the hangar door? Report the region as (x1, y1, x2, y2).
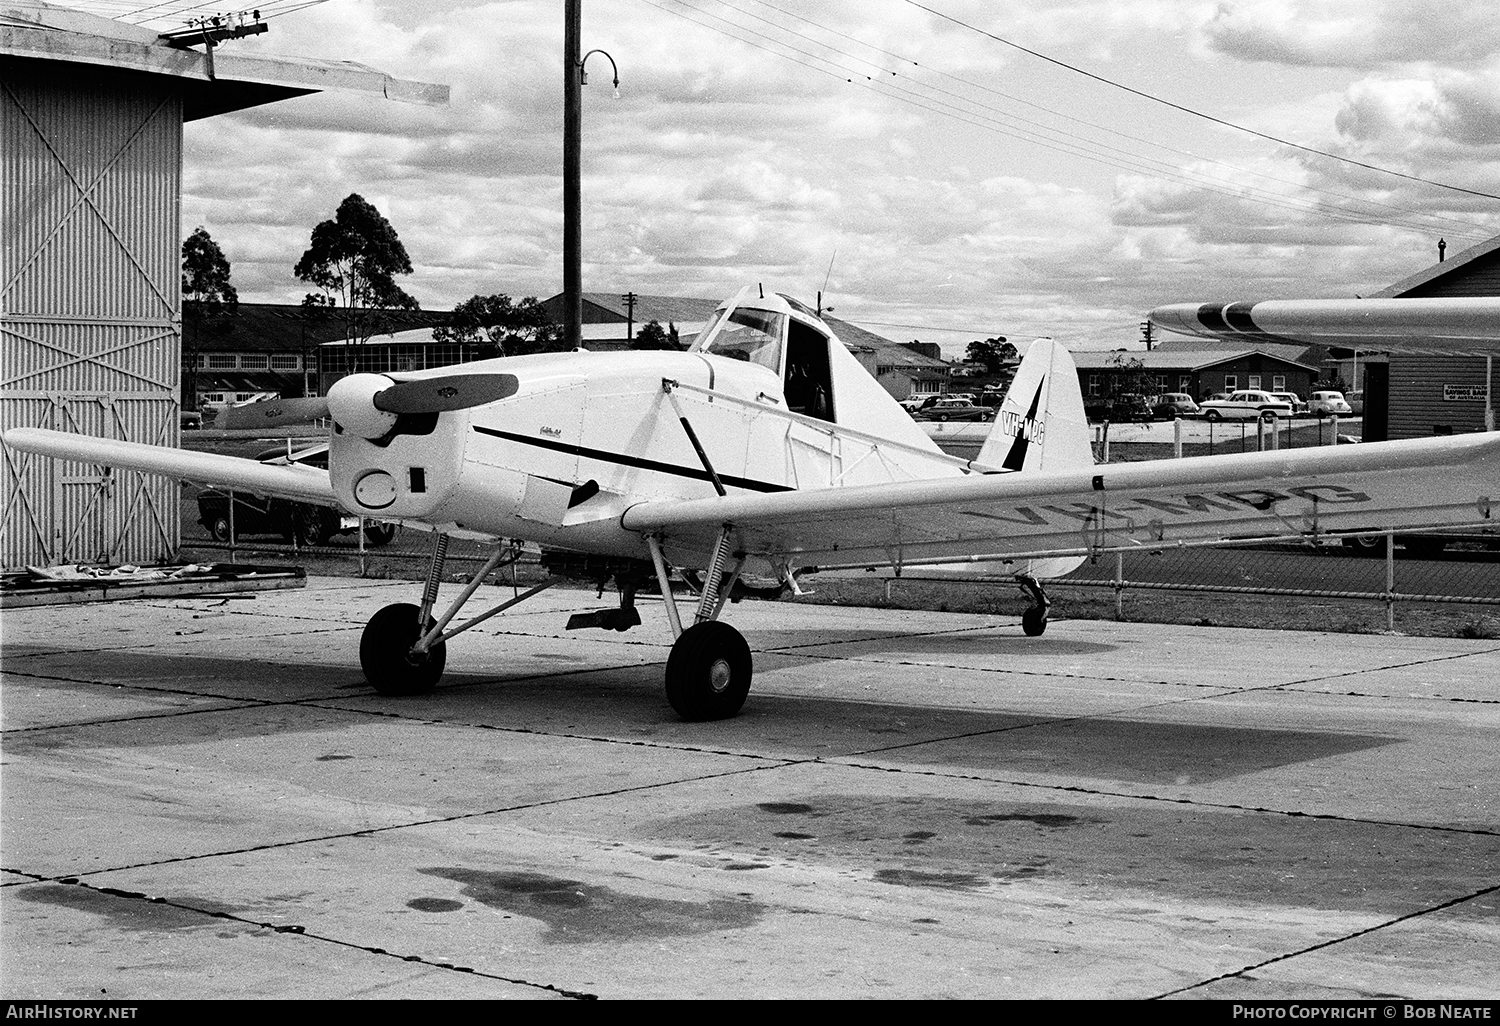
(2, 61, 183, 568)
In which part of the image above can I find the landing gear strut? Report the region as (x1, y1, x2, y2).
(649, 530, 753, 721)
(358, 534, 555, 696)
(1016, 572, 1050, 636)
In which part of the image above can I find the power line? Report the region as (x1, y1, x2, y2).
(644, 0, 1492, 242)
(904, 0, 1500, 203)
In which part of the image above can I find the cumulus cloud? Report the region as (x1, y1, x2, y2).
(160, 0, 1500, 352)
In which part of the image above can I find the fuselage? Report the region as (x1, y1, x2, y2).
(326, 302, 970, 570)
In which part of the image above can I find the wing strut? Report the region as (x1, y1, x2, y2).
(663, 380, 728, 496)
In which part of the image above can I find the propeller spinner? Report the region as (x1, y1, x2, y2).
(216, 371, 519, 438)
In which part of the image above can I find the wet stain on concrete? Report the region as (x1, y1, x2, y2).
(964, 813, 1078, 828)
(316, 754, 354, 762)
(874, 869, 988, 891)
(406, 897, 464, 912)
(12, 883, 247, 933)
(649, 794, 1500, 915)
(420, 868, 766, 944)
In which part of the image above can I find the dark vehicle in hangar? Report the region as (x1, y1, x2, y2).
(196, 444, 396, 547)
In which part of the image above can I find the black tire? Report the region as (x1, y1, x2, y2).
(936, 412, 950, 422)
(210, 515, 233, 543)
(1340, 535, 1382, 555)
(1021, 606, 1048, 637)
(364, 522, 397, 547)
(286, 504, 333, 546)
(359, 603, 445, 696)
(665, 621, 752, 721)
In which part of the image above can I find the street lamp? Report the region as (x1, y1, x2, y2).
(563, 1, 619, 350)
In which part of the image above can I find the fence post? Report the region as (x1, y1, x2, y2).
(228, 490, 237, 564)
(1114, 551, 1125, 619)
(1385, 531, 1396, 631)
(358, 517, 368, 577)
(1173, 417, 1183, 459)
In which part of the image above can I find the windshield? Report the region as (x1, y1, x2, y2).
(696, 307, 786, 374)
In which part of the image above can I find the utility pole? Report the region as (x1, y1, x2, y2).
(1140, 320, 1155, 351)
(563, 0, 583, 350)
(622, 291, 638, 340)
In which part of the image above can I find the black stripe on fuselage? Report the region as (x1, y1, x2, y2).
(473, 425, 795, 493)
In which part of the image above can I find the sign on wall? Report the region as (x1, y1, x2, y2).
(1442, 384, 1490, 402)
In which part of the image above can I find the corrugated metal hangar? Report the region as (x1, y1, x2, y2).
(1, 3, 443, 569)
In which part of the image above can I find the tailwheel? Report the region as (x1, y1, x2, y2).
(360, 602, 446, 696)
(665, 621, 752, 721)
(1016, 572, 1051, 637)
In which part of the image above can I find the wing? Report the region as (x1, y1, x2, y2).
(1149, 298, 1500, 352)
(2, 428, 337, 505)
(622, 434, 1500, 571)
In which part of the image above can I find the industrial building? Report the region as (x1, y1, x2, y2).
(1, 2, 443, 569)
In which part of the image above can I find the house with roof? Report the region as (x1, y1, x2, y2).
(1361, 234, 1500, 441)
(1070, 348, 1319, 404)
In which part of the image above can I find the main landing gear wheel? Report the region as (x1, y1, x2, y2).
(665, 621, 752, 721)
(1021, 605, 1048, 636)
(209, 515, 233, 542)
(360, 602, 446, 696)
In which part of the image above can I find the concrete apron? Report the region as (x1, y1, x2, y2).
(2, 578, 1497, 1000)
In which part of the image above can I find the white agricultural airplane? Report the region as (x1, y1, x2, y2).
(5, 287, 1498, 720)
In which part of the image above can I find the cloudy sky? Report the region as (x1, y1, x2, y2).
(82, 0, 1500, 353)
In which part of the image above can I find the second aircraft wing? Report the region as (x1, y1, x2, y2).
(621, 433, 1500, 571)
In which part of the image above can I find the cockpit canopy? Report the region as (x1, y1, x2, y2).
(690, 289, 837, 422)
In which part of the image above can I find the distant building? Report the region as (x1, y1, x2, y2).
(1071, 349, 1319, 403)
(1365, 235, 1500, 440)
(183, 303, 453, 408)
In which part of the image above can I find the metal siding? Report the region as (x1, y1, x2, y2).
(1387, 355, 1488, 439)
(2, 61, 183, 569)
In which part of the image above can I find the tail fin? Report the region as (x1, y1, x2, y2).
(975, 337, 1093, 475)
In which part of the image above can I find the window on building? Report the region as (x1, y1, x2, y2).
(1088, 374, 1100, 396)
(1248, 375, 1262, 390)
(240, 354, 267, 369)
(1179, 375, 1191, 391)
(1223, 375, 1237, 390)
(207, 354, 236, 369)
(1272, 374, 1286, 391)
(270, 354, 299, 370)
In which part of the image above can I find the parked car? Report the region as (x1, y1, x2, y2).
(1346, 390, 1364, 415)
(912, 397, 995, 422)
(1150, 393, 1200, 419)
(1308, 390, 1353, 417)
(196, 444, 396, 546)
(1201, 391, 1232, 404)
(1084, 393, 1154, 422)
(1197, 390, 1295, 421)
(1271, 391, 1307, 414)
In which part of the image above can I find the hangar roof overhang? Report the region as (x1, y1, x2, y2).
(0, 3, 447, 120)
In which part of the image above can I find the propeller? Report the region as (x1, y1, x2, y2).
(216, 371, 520, 438)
